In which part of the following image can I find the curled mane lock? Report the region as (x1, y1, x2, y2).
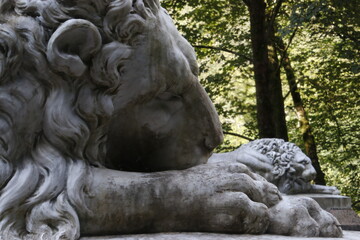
(241, 138, 301, 179)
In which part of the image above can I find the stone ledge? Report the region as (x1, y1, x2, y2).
(292, 194, 360, 231)
(291, 194, 352, 209)
(328, 209, 360, 231)
(80, 231, 360, 240)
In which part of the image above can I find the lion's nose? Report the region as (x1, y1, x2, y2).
(186, 80, 224, 151)
(197, 85, 223, 151)
(310, 169, 317, 180)
(204, 132, 223, 151)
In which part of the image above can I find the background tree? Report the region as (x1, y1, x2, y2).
(243, 0, 287, 140)
(162, 0, 360, 210)
(276, 34, 326, 185)
(285, 0, 359, 202)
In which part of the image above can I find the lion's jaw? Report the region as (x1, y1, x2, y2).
(293, 152, 317, 182)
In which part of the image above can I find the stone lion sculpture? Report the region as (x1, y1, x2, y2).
(0, 0, 342, 239)
(210, 138, 340, 194)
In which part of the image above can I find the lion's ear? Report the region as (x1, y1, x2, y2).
(47, 19, 102, 77)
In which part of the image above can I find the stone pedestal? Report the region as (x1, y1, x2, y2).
(298, 194, 352, 209)
(80, 231, 360, 240)
(295, 194, 360, 231)
(79, 195, 360, 239)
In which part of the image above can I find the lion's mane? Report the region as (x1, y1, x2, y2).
(240, 138, 304, 180)
(0, 1, 158, 239)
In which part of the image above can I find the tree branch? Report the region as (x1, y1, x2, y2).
(276, 27, 298, 74)
(193, 45, 253, 63)
(223, 131, 254, 141)
(269, 0, 284, 27)
(283, 79, 300, 101)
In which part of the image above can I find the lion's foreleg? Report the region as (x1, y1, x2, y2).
(79, 163, 279, 236)
(79, 168, 199, 235)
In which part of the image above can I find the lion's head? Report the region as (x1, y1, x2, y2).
(0, 0, 223, 239)
(240, 138, 317, 193)
(104, 2, 223, 171)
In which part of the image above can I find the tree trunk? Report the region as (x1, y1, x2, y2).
(245, 0, 276, 138)
(276, 37, 326, 185)
(244, 0, 288, 140)
(266, 23, 289, 141)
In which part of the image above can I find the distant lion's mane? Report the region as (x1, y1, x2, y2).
(241, 138, 303, 179)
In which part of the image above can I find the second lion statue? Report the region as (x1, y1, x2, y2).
(210, 138, 340, 194)
(0, 0, 342, 239)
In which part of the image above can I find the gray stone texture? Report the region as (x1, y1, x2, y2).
(0, 0, 345, 239)
(328, 209, 360, 231)
(300, 194, 352, 209)
(210, 139, 340, 195)
(80, 231, 360, 240)
(298, 194, 360, 230)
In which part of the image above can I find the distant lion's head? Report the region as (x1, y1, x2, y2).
(0, 0, 223, 239)
(241, 139, 317, 193)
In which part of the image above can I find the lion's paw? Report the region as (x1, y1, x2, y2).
(203, 192, 269, 234)
(183, 162, 283, 234)
(267, 195, 343, 237)
(206, 161, 282, 207)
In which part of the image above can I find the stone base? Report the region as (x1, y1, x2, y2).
(80, 231, 360, 240)
(80, 194, 360, 239)
(328, 209, 360, 231)
(297, 194, 352, 209)
(294, 194, 360, 231)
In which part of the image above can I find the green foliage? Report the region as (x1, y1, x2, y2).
(289, 31, 360, 203)
(285, 0, 360, 207)
(161, 0, 360, 207)
(162, 0, 256, 151)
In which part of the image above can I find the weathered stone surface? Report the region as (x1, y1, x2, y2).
(299, 194, 352, 209)
(0, 0, 344, 239)
(80, 231, 360, 240)
(328, 209, 360, 231)
(210, 139, 339, 195)
(296, 194, 360, 230)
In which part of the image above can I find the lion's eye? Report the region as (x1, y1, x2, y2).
(157, 92, 182, 101)
(300, 159, 309, 165)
